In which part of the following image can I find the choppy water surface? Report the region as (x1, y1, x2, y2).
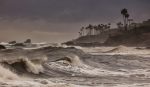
(0, 45, 150, 87)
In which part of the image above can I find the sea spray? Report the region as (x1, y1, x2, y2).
(22, 57, 47, 74)
(53, 54, 84, 67)
(0, 64, 19, 80)
(0, 54, 47, 74)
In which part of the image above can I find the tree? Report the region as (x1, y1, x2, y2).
(117, 22, 124, 31)
(80, 27, 84, 36)
(121, 8, 128, 31)
(85, 26, 89, 35)
(103, 24, 110, 31)
(125, 13, 130, 30)
(128, 19, 133, 26)
(128, 19, 133, 30)
(100, 24, 105, 33)
(108, 23, 111, 26)
(78, 32, 82, 37)
(86, 24, 93, 35)
(93, 25, 98, 35)
(107, 23, 111, 31)
(103, 24, 107, 31)
(97, 24, 103, 34)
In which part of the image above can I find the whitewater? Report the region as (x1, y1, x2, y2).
(0, 43, 150, 87)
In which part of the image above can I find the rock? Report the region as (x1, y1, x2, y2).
(0, 45, 6, 49)
(14, 43, 25, 47)
(9, 41, 17, 44)
(24, 39, 31, 44)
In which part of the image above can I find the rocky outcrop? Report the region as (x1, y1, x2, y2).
(24, 39, 31, 44)
(9, 41, 16, 44)
(64, 25, 150, 47)
(0, 45, 6, 49)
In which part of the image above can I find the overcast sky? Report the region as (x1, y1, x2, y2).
(0, 0, 150, 43)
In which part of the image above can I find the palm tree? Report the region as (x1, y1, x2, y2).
(128, 19, 133, 29)
(100, 24, 105, 33)
(128, 19, 133, 26)
(103, 24, 110, 32)
(78, 32, 82, 37)
(121, 8, 128, 31)
(97, 24, 103, 34)
(117, 22, 124, 31)
(80, 27, 84, 36)
(85, 26, 89, 36)
(103, 25, 107, 31)
(108, 23, 111, 29)
(107, 23, 111, 32)
(125, 13, 130, 30)
(86, 24, 93, 35)
(93, 25, 98, 35)
(108, 23, 111, 26)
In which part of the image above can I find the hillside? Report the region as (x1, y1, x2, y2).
(64, 19, 150, 47)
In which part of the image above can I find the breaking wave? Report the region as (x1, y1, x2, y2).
(0, 64, 19, 80)
(23, 58, 45, 74)
(53, 55, 83, 66)
(0, 46, 150, 87)
(0, 49, 48, 79)
(0, 46, 150, 77)
(0, 46, 95, 78)
(1, 57, 47, 75)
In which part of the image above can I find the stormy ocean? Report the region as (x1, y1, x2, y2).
(0, 43, 150, 87)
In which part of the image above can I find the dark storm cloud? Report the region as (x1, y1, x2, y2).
(0, 0, 149, 23)
(0, 0, 150, 42)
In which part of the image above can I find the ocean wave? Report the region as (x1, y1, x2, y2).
(0, 46, 150, 86)
(0, 64, 19, 80)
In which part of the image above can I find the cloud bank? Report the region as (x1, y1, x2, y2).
(0, 0, 149, 42)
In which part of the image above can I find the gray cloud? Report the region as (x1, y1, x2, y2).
(0, 0, 150, 42)
(0, 0, 149, 22)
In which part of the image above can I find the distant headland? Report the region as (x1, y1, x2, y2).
(63, 9, 150, 47)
